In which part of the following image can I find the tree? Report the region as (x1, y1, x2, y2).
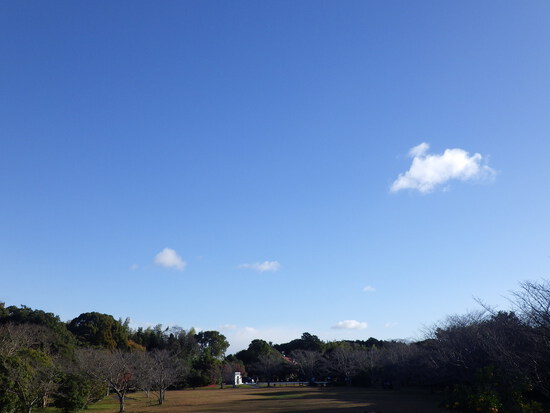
(0, 306, 75, 356)
(512, 279, 550, 333)
(147, 349, 184, 405)
(253, 352, 284, 386)
(0, 348, 58, 413)
(0, 323, 53, 357)
(0, 355, 18, 413)
(235, 339, 271, 366)
(326, 343, 367, 385)
(195, 331, 229, 360)
(132, 351, 155, 398)
(77, 349, 136, 413)
(289, 349, 323, 382)
(275, 333, 324, 355)
(68, 313, 128, 350)
(0, 323, 62, 411)
(130, 324, 167, 350)
(54, 373, 97, 413)
(174, 327, 199, 360)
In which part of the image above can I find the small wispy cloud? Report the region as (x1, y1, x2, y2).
(239, 261, 280, 272)
(154, 248, 186, 271)
(363, 285, 376, 292)
(129, 264, 139, 271)
(332, 320, 368, 330)
(384, 322, 399, 328)
(391, 142, 495, 193)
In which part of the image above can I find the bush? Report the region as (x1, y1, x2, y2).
(54, 373, 93, 413)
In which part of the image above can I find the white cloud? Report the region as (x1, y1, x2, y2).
(154, 248, 186, 271)
(332, 320, 368, 330)
(408, 142, 429, 157)
(384, 322, 399, 328)
(239, 260, 280, 272)
(363, 285, 376, 292)
(129, 264, 139, 271)
(224, 325, 302, 353)
(391, 142, 495, 193)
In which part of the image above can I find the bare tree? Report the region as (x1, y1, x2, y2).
(147, 349, 184, 405)
(0, 323, 53, 357)
(132, 350, 155, 398)
(77, 349, 137, 413)
(0, 323, 62, 409)
(327, 344, 367, 385)
(512, 279, 550, 332)
(289, 350, 322, 382)
(476, 280, 550, 397)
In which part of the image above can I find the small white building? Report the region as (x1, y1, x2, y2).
(234, 371, 242, 386)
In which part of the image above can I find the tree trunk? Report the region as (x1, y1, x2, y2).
(117, 394, 125, 413)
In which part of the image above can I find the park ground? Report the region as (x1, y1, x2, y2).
(84, 386, 446, 413)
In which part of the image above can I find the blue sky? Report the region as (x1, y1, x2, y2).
(1, 1, 549, 352)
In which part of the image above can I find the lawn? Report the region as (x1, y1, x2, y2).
(87, 386, 445, 413)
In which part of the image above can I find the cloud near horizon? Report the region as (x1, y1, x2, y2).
(239, 260, 280, 272)
(332, 320, 368, 330)
(223, 325, 303, 353)
(154, 248, 186, 271)
(391, 142, 495, 193)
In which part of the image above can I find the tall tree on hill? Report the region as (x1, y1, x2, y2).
(0, 305, 75, 356)
(68, 313, 128, 350)
(195, 331, 229, 360)
(130, 325, 167, 350)
(275, 333, 324, 355)
(235, 338, 271, 366)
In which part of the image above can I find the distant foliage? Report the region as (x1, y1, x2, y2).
(0, 280, 548, 413)
(68, 312, 129, 350)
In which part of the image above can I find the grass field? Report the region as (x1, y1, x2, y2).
(86, 386, 445, 413)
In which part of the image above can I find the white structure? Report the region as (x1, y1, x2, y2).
(234, 371, 242, 386)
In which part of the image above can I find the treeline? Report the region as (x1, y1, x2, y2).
(0, 306, 241, 413)
(232, 280, 548, 413)
(0, 279, 548, 413)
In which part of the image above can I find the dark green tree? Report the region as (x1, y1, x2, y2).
(68, 312, 128, 350)
(54, 373, 93, 413)
(235, 339, 271, 366)
(0, 348, 58, 413)
(0, 305, 75, 356)
(195, 331, 229, 359)
(275, 332, 324, 355)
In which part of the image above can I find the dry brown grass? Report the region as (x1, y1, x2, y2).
(95, 386, 445, 413)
